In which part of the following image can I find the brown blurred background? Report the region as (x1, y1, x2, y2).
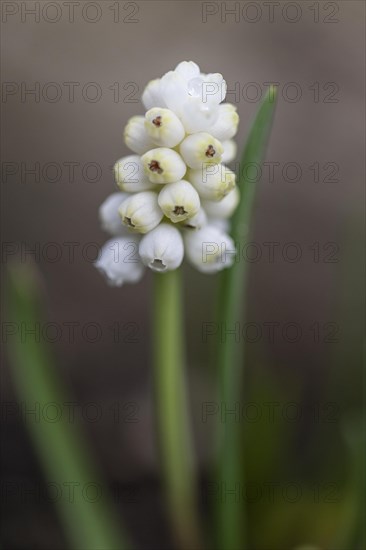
(1, 1, 365, 549)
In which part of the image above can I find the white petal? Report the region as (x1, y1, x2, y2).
(145, 108, 185, 148)
(159, 71, 188, 115)
(221, 140, 237, 164)
(158, 180, 200, 223)
(114, 155, 156, 193)
(139, 223, 184, 272)
(207, 217, 230, 233)
(188, 164, 236, 201)
(175, 61, 200, 81)
(180, 207, 207, 231)
(180, 98, 219, 134)
(179, 132, 223, 169)
(208, 104, 239, 141)
(99, 193, 129, 235)
(185, 73, 226, 106)
(142, 79, 166, 110)
(95, 236, 144, 286)
(184, 225, 236, 273)
(118, 191, 163, 234)
(200, 73, 227, 106)
(124, 116, 156, 155)
(202, 187, 240, 219)
(141, 148, 186, 184)
(187, 76, 205, 98)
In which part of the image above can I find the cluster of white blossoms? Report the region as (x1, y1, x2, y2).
(95, 61, 240, 286)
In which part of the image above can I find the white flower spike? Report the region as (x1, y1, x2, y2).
(139, 224, 184, 272)
(95, 60, 240, 283)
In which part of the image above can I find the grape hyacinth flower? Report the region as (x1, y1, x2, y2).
(95, 60, 239, 286)
(92, 60, 277, 550)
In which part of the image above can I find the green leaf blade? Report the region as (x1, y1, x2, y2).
(5, 263, 130, 550)
(216, 86, 277, 550)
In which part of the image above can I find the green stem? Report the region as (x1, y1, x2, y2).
(153, 270, 202, 549)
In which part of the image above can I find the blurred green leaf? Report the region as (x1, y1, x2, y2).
(5, 263, 130, 550)
(216, 86, 277, 550)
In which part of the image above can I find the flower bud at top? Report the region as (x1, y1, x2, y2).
(184, 225, 236, 273)
(202, 187, 240, 219)
(118, 191, 163, 234)
(95, 237, 144, 286)
(142, 79, 166, 110)
(158, 180, 200, 223)
(159, 71, 188, 117)
(99, 192, 129, 235)
(174, 61, 200, 81)
(188, 72, 226, 107)
(114, 155, 156, 193)
(145, 108, 185, 148)
(209, 104, 239, 141)
(139, 223, 184, 272)
(124, 116, 156, 155)
(179, 132, 223, 169)
(141, 148, 187, 184)
(188, 164, 236, 201)
(180, 207, 207, 231)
